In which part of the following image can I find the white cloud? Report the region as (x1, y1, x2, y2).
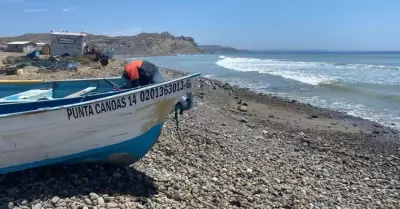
(62, 6, 79, 12)
(102, 27, 143, 37)
(23, 8, 48, 12)
(5, 0, 24, 3)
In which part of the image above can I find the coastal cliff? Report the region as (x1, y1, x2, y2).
(0, 32, 202, 56)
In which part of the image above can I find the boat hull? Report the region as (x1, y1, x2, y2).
(0, 74, 199, 174)
(1, 122, 163, 174)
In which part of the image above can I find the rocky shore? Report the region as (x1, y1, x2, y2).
(0, 62, 399, 209)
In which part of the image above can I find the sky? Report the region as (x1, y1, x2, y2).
(0, 0, 399, 51)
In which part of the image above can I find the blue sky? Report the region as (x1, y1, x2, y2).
(0, 0, 399, 51)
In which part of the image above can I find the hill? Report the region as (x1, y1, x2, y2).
(0, 32, 202, 56)
(198, 45, 243, 53)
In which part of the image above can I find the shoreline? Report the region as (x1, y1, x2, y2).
(161, 67, 400, 139)
(115, 55, 400, 134)
(0, 58, 399, 208)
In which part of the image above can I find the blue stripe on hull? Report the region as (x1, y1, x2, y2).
(0, 78, 125, 98)
(0, 123, 164, 175)
(0, 89, 132, 115)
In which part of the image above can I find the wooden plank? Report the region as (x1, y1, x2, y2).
(64, 87, 97, 98)
(0, 89, 53, 103)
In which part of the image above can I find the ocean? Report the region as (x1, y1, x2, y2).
(126, 51, 400, 129)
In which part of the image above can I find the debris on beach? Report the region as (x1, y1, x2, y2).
(237, 105, 248, 112)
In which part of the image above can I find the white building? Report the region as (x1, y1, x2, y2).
(6, 41, 37, 53)
(50, 31, 88, 57)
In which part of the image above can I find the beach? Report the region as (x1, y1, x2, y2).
(0, 58, 399, 209)
(137, 52, 400, 130)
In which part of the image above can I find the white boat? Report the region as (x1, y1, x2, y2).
(0, 73, 200, 174)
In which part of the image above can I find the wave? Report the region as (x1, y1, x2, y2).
(215, 56, 400, 86)
(332, 63, 400, 71)
(203, 74, 216, 78)
(215, 57, 338, 85)
(318, 82, 400, 102)
(319, 82, 357, 92)
(301, 96, 400, 130)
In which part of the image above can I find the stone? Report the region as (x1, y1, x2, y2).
(84, 198, 92, 205)
(32, 203, 42, 209)
(107, 202, 118, 208)
(16, 66, 39, 75)
(113, 172, 122, 178)
(51, 196, 60, 204)
(239, 118, 248, 123)
(237, 105, 248, 112)
(58, 202, 67, 207)
(89, 193, 99, 200)
(21, 200, 28, 206)
(97, 197, 105, 206)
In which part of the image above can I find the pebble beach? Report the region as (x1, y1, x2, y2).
(0, 60, 399, 209)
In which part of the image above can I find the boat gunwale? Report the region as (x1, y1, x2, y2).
(0, 76, 122, 84)
(0, 73, 201, 118)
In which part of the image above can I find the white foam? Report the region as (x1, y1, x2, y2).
(299, 96, 400, 130)
(203, 74, 216, 78)
(215, 57, 337, 85)
(215, 56, 400, 86)
(219, 55, 226, 59)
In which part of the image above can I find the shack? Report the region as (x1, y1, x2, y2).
(6, 41, 37, 53)
(41, 44, 51, 55)
(50, 31, 87, 57)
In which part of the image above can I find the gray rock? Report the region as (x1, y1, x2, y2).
(239, 118, 248, 123)
(92, 200, 98, 206)
(21, 200, 28, 206)
(106, 202, 118, 208)
(89, 193, 99, 200)
(32, 203, 42, 209)
(113, 172, 121, 178)
(117, 204, 126, 209)
(58, 202, 66, 207)
(97, 197, 105, 206)
(84, 198, 92, 205)
(8, 202, 14, 209)
(51, 196, 60, 204)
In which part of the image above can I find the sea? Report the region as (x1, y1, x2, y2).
(125, 51, 400, 129)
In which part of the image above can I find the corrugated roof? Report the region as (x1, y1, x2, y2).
(7, 41, 35, 45)
(51, 32, 87, 36)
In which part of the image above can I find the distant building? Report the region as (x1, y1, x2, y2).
(6, 41, 37, 53)
(50, 31, 88, 56)
(41, 44, 51, 55)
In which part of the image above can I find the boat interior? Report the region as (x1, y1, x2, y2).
(0, 77, 131, 115)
